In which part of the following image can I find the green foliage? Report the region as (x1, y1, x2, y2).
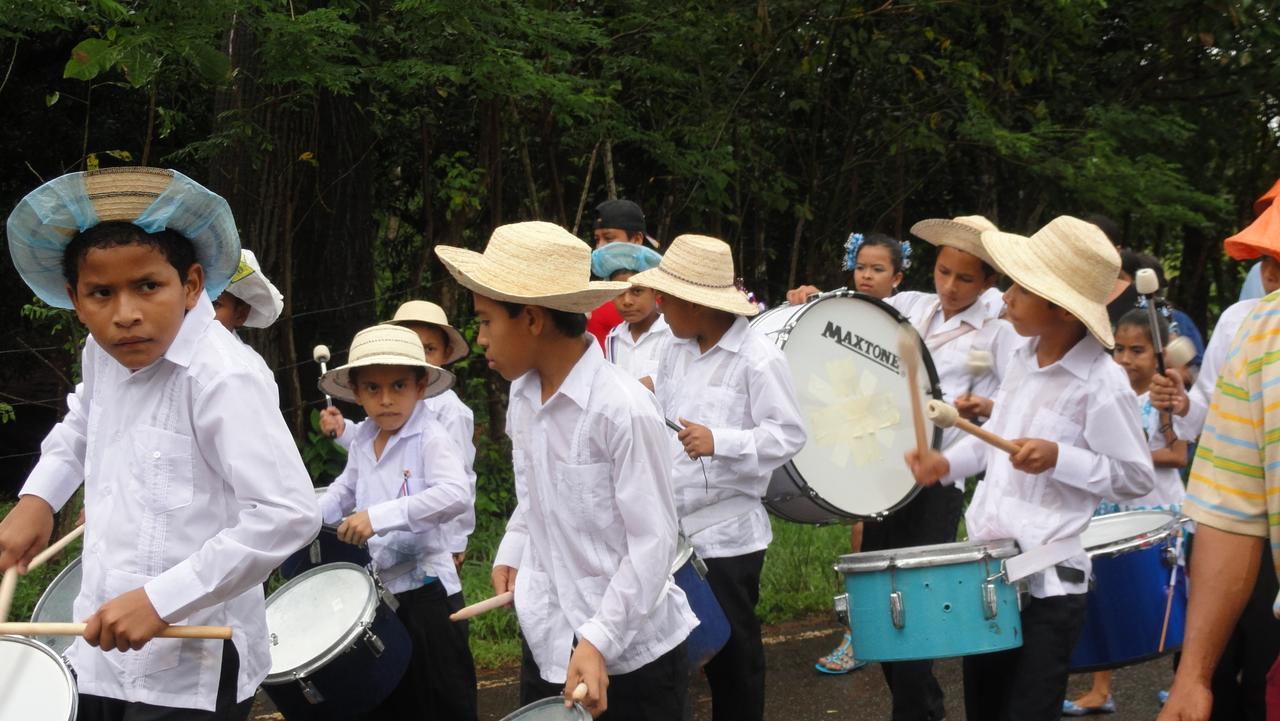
(20, 297, 87, 385)
(299, 408, 348, 484)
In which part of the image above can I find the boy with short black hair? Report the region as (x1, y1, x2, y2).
(629, 234, 807, 721)
(436, 220, 696, 720)
(907, 215, 1156, 721)
(0, 167, 320, 719)
(590, 242, 670, 380)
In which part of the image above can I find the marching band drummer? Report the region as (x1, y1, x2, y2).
(908, 216, 1156, 721)
(0, 167, 320, 720)
(211, 248, 284, 395)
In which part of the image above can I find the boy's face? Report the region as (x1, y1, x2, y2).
(592, 227, 642, 249)
(1001, 282, 1064, 338)
(212, 291, 251, 331)
(406, 323, 450, 366)
(68, 243, 203, 371)
(657, 293, 699, 339)
(933, 246, 993, 316)
(353, 364, 427, 434)
(610, 271, 661, 325)
(473, 294, 538, 381)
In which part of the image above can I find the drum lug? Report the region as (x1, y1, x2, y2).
(982, 580, 998, 620)
(295, 674, 324, 704)
(833, 593, 849, 627)
(308, 538, 322, 565)
(363, 625, 386, 658)
(1161, 545, 1179, 568)
(889, 590, 905, 630)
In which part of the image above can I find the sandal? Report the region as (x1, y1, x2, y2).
(815, 631, 867, 674)
(1061, 696, 1116, 716)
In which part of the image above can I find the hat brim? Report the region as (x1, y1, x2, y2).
(982, 230, 1115, 348)
(383, 319, 470, 365)
(910, 219, 997, 268)
(436, 246, 628, 313)
(628, 267, 760, 317)
(318, 355, 455, 404)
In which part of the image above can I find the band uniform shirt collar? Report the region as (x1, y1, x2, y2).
(1020, 333, 1103, 381)
(161, 293, 216, 369)
(513, 336, 604, 412)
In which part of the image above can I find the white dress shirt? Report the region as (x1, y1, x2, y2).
(338, 390, 477, 557)
(1175, 298, 1258, 439)
(233, 334, 278, 404)
(1121, 391, 1187, 510)
(943, 335, 1156, 598)
(653, 316, 808, 559)
(493, 340, 696, 683)
(21, 295, 320, 711)
(320, 402, 471, 595)
(605, 315, 673, 380)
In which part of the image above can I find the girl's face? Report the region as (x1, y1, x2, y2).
(934, 246, 994, 316)
(1113, 323, 1157, 390)
(850, 245, 902, 299)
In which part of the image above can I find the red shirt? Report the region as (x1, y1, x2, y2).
(587, 300, 623, 348)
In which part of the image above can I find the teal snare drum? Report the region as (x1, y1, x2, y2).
(835, 539, 1023, 662)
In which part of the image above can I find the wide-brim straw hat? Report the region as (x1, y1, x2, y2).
(435, 221, 628, 313)
(226, 249, 284, 328)
(980, 215, 1121, 348)
(628, 234, 759, 316)
(319, 324, 454, 404)
(382, 299, 469, 365)
(7, 167, 241, 309)
(1224, 201, 1280, 262)
(909, 215, 999, 268)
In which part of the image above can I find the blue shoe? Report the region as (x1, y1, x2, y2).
(1158, 690, 1169, 706)
(1061, 696, 1116, 716)
(815, 632, 868, 675)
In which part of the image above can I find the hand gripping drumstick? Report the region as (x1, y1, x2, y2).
(449, 591, 513, 622)
(927, 400, 1021, 455)
(0, 622, 233, 640)
(313, 345, 336, 438)
(0, 524, 86, 622)
(28, 524, 85, 574)
(897, 326, 930, 458)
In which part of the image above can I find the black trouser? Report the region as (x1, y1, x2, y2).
(962, 593, 1088, 721)
(78, 641, 252, 721)
(1198, 539, 1280, 721)
(520, 638, 689, 720)
(860, 483, 964, 721)
(700, 549, 768, 721)
(362, 580, 478, 721)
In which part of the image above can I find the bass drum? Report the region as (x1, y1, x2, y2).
(755, 290, 942, 524)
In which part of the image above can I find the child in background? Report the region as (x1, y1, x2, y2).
(317, 323, 477, 720)
(591, 241, 670, 380)
(212, 248, 283, 394)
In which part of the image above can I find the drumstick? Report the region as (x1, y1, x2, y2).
(927, 400, 1020, 455)
(313, 345, 336, 438)
(571, 681, 588, 703)
(0, 568, 16, 623)
(0, 622, 234, 640)
(1158, 529, 1185, 652)
(897, 326, 930, 458)
(450, 591, 514, 622)
(27, 524, 85, 574)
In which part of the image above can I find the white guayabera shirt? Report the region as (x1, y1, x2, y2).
(21, 295, 320, 711)
(605, 314, 673, 381)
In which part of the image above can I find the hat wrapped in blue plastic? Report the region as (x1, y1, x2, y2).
(590, 241, 662, 280)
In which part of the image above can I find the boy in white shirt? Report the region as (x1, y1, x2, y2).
(908, 215, 1156, 721)
(436, 221, 696, 719)
(212, 248, 282, 394)
(590, 241, 671, 380)
(0, 167, 320, 720)
(630, 234, 807, 721)
(316, 322, 476, 720)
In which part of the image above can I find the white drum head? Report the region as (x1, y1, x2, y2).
(759, 293, 938, 517)
(265, 563, 374, 676)
(31, 556, 82, 654)
(0, 637, 77, 720)
(1082, 510, 1177, 553)
(500, 698, 592, 721)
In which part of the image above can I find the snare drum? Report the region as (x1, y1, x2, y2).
(755, 291, 942, 524)
(30, 555, 82, 655)
(0, 636, 78, 720)
(280, 486, 372, 578)
(836, 539, 1023, 662)
(672, 535, 729, 668)
(499, 698, 591, 721)
(262, 562, 412, 719)
(1069, 510, 1188, 672)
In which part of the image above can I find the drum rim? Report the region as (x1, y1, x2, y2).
(31, 555, 82, 622)
(1084, 510, 1185, 559)
(262, 561, 380, 681)
(498, 697, 592, 721)
(836, 538, 1021, 572)
(0, 635, 79, 718)
(757, 289, 940, 520)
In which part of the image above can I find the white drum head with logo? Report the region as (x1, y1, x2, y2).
(265, 563, 375, 677)
(0, 636, 78, 720)
(757, 291, 940, 521)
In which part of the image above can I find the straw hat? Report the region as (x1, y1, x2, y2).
(909, 215, 999, 268)
(628, 234, 759, 316)
(591, 241, 662, 279)
(980, 216, 1121, 348)
(382, 300, 469, 365)
(435, 221, 629, 313)
(1224, 201, 1280, 262)
(6, 167, 241, 309)
(226, 249, 284, 328)
(319, 324, 454, 403)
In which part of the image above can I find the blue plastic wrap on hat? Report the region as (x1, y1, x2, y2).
(134, 170, 241, 299)
(6, 173, 99, 308)
(590, 241, 662, 279)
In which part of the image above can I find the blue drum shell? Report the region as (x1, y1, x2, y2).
(673, 558, 730, 669)
(280, 526, 372, 579)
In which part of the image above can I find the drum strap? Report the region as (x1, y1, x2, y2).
(1004, 536, 1085, 582)
(681, 495, 761, 537)
(916, 300, 981, 354)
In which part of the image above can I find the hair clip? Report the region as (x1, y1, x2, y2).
(842, 232, 865, 272)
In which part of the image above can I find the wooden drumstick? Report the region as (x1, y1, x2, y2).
(0, 622, 234, 640)
(27, 524, 85, 574)
(314, 344, 336, 438)
(927, 400, 1020, 455)
(897, 326, 930, 457)
(0, 567, 16, 624)
(449, 591, 513, 622)
(571, 681, 588, 703)
(1158, 528, 1185, 652)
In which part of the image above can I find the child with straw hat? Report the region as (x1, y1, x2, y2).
(316, 322, 478, 720)
(435, 221, 697, 719)
(629, 234, 807, 721)
(907, 215, 1157, 721)
(213, 248, 284, 396)
(0, 166, 320, 717)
